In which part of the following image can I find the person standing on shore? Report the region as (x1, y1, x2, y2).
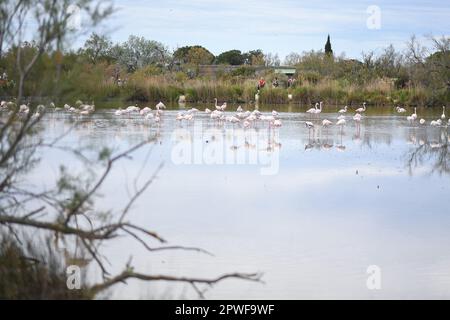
(257, 77, 266, 90)
(272, 77, 279, 88)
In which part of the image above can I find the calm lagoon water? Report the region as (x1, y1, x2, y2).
(34, 105, 450, 299)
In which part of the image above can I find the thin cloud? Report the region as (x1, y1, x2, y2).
(83, 0, 450, 59)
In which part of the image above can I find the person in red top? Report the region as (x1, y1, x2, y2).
(257, 77, 266, 90)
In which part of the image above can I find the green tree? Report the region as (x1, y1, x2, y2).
(81, 33, 113, 64)
(114, 35, 170, 72)
(216, 50, 244, 65)
(243, 50, 265, 65)
(185, 46, 215, 65)
(173, 45, 214, 65)
(325, 34, 333, 56)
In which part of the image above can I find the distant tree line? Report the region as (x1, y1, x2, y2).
(0, 31, 448, 106)
(76, 33, 282, 68)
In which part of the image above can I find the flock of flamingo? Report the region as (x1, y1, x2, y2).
(109, 100, 449, 133)
(1, 99, 448, 132)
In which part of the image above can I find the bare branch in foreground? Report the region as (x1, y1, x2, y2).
(89, 271, 263, 297)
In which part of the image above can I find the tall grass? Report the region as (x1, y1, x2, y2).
(51, 63, 444, 108)
(0, 234, 91, 299)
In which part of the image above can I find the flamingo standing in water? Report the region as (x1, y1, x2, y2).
(214, 98, 220, 110)
(396, 106, 407, 113)
(214, 98, 227, 111)
(305, 121, 314, 130)
(314, 101, 323, 118)
(430, 119, 442, 126)
(441, 106, 446, 120)
(322, 119, 332, 137)
(306, 103, 318, 120)
(322, 119, 332, 127)
(407, 108, 417, 124)
(272, 119, 282, 128)
(353, 113, 362, 123)
(411, 107, 417, 121)
(355, 102, 366, 113)
(305, 121, 315, 139)
(140, 107, 152, 116)
(336, 118, 346, 133)
(338, 106, 348, 114)
(156, 102, 166, 110)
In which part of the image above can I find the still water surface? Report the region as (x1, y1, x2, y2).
(34, 105, 450, 299)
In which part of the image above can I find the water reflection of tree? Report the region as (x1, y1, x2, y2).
(408, 129, 449, 175)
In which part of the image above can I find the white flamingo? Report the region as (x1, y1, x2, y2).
(411, 107, 417, 121)
(307, 103, 318, 114)
(176, 112, 184, 121)
(441, 106, 446, 120)
(272, 119, 282, 127)
(419, 118, 426, 125)
(140, 107, 152, 115)
(305, 121, 315, 140)
(353, 113, 362, 123)
(314, 101, 323, 117)
(396, 106, 407, 113)
(305, 121, 314, 130)
(430, 120, 440, 126)
(156, 102, 166, 110)
(126, 105, 140, 113)
(225, 115, 240, 124)
(338, 106, 348, 114)
(336, 118, 346, 132)
(261, 115, 275, 124)
(214, 98, 223, 111)
(306, 103, 318, 120)
(19, 104, 30, 115)
(322, 119, 332, 127)
(210, 110, 222, 122)
(355, 102, 366, 113)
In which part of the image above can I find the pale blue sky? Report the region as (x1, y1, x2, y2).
(86, 0, 449, 60)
